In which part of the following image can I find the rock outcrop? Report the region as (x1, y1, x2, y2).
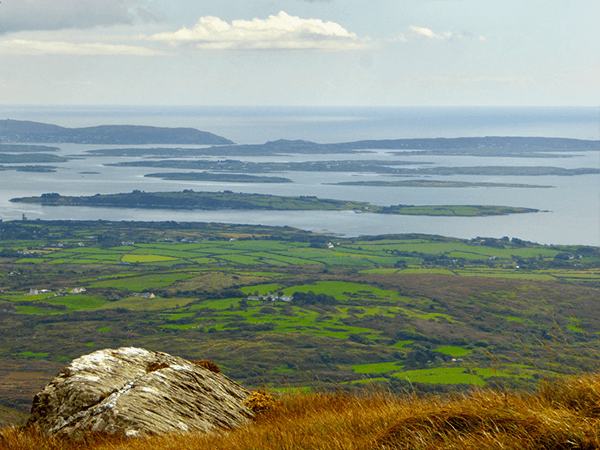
(26, 347, 252, 438)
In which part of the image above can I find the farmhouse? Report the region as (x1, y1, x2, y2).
(29, 288, 51, 295)
(247, 293, 292, 303)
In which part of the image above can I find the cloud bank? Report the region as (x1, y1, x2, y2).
(0, 39, 164, 56)
(0, 0, 161, 34)
(146, 11, 364, 50)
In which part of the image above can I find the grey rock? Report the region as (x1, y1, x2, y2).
(27, 347, 252, 438)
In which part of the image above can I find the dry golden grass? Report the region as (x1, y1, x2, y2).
(2, 373, 600, 450)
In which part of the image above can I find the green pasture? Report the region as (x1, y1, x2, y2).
(359, 268, 402, 274)
(252, 252, 321, 266)
(187, 298, 242, 310)
(216, 254, 269, 266)
(281, 281, 401, 302)
(79, 254, 123, 261)
(90, 272, 196, 290)
(191, 247, 246, 255)
(445, 251, 494, 260)
(286, 248, 376, 266)
(163, 312, 195, 321)
(270, 365, 296, 374)
(397, 307, 458, 323)
(9, 294, 106, 314)
(98, 296, 196, 311)
(397, 268, 456, 275)
(122, 254, 178, 263)
(311, 255, 374, 267)
(15, 258, 45, 264)
(337, 305, 395, 318)
(229, 240, 308, 252)
(5, 292, 55, 302)
(392, 367, 486, 386)
(347, 241, 562, 261)
(17, 351, 49, 359)
(241, 284, 284, 295)
(128, 248, 203, 259)
(46, 294, 106, 311)
(137, 243, 206, 251)
(392, 364, 536, 386)
(15, 305, 65, 315)
(61, 247, 125, 255)
(435, 346, 472, 357)
(191, 257, 217, 265)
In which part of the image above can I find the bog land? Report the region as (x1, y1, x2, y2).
(0, 220, 598, 426)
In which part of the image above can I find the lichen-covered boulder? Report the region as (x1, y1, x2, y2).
(26, 347, 252, 438)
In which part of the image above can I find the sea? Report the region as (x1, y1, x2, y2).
(0, 106, 598, 246)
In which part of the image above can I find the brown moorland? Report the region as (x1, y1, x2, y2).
(1, 372, 600, 450)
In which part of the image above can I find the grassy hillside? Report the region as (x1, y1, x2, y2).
(2, 372, 600, 449)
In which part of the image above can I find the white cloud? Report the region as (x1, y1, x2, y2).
(145, 11, 365, 51)
(0, 39, 164, 56)
(407, 26, 487, 42)
(0, 0, 161, 34)
(409, 26, 453, 40)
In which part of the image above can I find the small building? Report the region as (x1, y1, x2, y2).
(29, 288, 51, 295)
(247, 293, 292, 303)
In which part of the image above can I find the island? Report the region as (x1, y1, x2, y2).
(86, 136, 600, 158)
(10, 190, 540, 216)
(0, 119, 233, 145)
(107, 158, 599, 177)
(144, 172, 293, 183)
(0, 154, 68, 164)
(0, 144, 60, 152)
(325, 180, 553, 188)
(0, 165, 57, 172)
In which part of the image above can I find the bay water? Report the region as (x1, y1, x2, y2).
(0, 106, 598, 246)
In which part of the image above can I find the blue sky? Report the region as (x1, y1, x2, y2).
(0, 0, 598, 106)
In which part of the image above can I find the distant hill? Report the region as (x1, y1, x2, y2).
(333, 136, 600, 150)
(0, 119, 233, 145)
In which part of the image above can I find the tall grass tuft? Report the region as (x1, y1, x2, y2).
(2, 373, 600, 450)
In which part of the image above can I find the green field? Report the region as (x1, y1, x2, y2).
(0, 220, 598, 419)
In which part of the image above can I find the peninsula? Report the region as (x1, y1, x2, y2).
(0, 119, 233, 145)
(10, 190, 540, 216)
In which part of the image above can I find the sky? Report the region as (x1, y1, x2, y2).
(0, 0, 598, 106)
